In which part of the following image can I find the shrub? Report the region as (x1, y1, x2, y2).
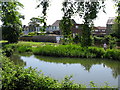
(88, 47, 105, 58)
(17, 45, 32, 53)
(28, 32, 37, 36)
(104, 49, 120, 60)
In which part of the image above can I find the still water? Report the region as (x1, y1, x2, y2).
(10, 53, 120, 87)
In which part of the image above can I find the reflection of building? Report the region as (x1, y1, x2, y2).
(106, 17, 115, 35)
(92, 26, 106, 36)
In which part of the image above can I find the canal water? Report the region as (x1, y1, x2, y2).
(10, 53, 119, 87)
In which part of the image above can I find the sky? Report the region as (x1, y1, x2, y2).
(0, 0, 117, 27)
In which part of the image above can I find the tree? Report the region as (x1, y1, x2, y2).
(0, 1, 24, 43)
(36, 0, 49, 33)
(59, 0, 75, 39)
(75, 1, 105, 47)
(112, 0, 120, 39)
(112, 19, 120, 38)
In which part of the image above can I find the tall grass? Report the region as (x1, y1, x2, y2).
(3, 43, 120, 60)
(33, 45, 105, 58)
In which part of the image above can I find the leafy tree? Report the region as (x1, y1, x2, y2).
(112, 0, 120, 39)
(60, 0, 75, 39)
(29, 17, 45, 33)
(30, 17, 44, 25)
(0, 1, 24, 43)
(36, 0, 49, 33)
(112, 19, 120, 38)
(75, 1, 105, 47)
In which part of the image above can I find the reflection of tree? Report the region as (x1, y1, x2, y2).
(103, 61, 120, 79)
(83, 65, 92, 72)
(17, 52, 32, 57)
(112, 66, 120, 79)
(35, 55, 120, 77)
(10, 54, 26, 67)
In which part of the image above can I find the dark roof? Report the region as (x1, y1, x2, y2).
(52, 19, 76, 27)
(107, 17, 115, 24)
(96, 26, 106, 30)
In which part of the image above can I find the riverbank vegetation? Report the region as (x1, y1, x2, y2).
(2, 41, 120, 60)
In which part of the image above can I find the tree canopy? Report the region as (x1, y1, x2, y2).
(0, 1, 24, 43)
(36, 0, 50, 33)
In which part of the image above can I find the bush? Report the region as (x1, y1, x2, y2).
(17, 45, 32, 53)
(88, 47, 105, 58)
(104, 49, 120, 60)
(28, 32, 37, 36)
(2, 44, 17, 57)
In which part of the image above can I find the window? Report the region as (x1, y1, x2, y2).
(57, 27, 59, 30)
(95, 30, 98, 32)
(102, 30, 105, 32)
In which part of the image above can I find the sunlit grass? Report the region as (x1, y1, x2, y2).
(0, 40, 8, 43)
(17, 41, 59, 47)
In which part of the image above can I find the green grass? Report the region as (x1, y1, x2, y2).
(32, 45, 105, 58)
(0, 40, 8, 43)
(17, 41, 58, 47)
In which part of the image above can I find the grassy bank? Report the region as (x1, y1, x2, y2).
(1, 51, 118, 89)
(32, 45, 120, 60)
(3, 41, 120, 60)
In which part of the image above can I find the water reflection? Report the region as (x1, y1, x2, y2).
(10, 54, 26, 67)
(35, 55, 120, 79)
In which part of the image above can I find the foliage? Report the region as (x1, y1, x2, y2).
(32, 45, 105, 59)
(112, 0, 120, 39)
(73, 34, 81, 44)
(30, 17, 44, 25)
(60, 1, 74, 39)
(93, 35, 117, 48)
(4, 42, 120, 60)
(2, 43, 17, 57)
(36, 0, 49, 32)
(0, 1, 24, 43)
(93, 36, 103, 45)
(81, 23, 92, 46)
(103, 35, 117, 49)
(75, 1, 105, 47)
(112, 18, 120, 39)
(17, 45, 32, 53)
(28, 32, 37, 36)
(104, 49, 120, 60)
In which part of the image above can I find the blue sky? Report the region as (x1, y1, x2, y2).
(0, 0, 117, 27)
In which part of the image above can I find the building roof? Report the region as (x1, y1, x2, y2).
(52, 20, 61, 27)
(107, 17, 115, 24)
(52, 19, 76, 27)
(96, 26, 106, 30)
